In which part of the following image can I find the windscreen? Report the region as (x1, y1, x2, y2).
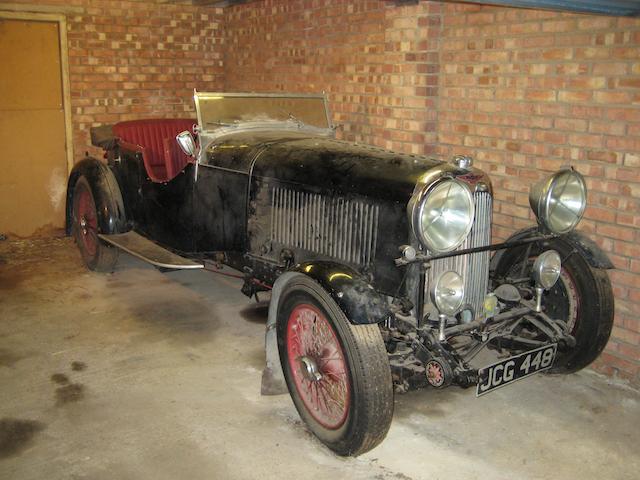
(195, 93, 330, 130)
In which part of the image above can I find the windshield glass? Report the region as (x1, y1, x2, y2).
(195, 92, 330, 131)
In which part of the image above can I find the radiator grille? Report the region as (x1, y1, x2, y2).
(425, 191, 492, 320)
(270, 188, 379, 265)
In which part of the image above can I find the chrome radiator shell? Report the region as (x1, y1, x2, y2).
(425, 191, 493, 320)
(270, 187, 380, 266)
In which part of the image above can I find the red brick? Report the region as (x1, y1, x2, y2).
(606, 136, 640, 151)
(527, 90, 556, 102)
(611, 271, 640, 290)
(554, 118, 587, 132)
(604, 107, 640, 123)
(593, 62, 628, 75)
(597, 223, 636, 242)
(612, 327, 640, 346)
(597, 352, 640, 379)
(577, 17, 614, 30)
(594, 91, 632, 104)
(589, 121, 626, 136)
(541, 48, 574, 60)
(558, 90, 593, 103)
(618, 342, 640, 361)
(542, 19, 576, 32)
(584, 206, 616, 223)
(618, 78, 640, 89)
(568, 133, 603, 149)
(586, 150, 619, 164)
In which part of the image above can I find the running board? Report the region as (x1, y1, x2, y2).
(98, 231, 204, 270)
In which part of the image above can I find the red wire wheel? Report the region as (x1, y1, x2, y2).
(72, 176, 118, 272)
(286, 303, 350, 430)
(277, 275, 393, 456)
(74, 182, 99, 259)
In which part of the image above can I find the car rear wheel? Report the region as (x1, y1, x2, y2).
(493, 238, 614, 373)
(277, 275, 393, 456)
(72, 176, 118, 272)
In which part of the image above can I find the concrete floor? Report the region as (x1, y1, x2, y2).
(1, 237, 639, 480)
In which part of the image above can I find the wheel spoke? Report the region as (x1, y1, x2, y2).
(286, 303, 351, 430)
(319, 356, 341, 365)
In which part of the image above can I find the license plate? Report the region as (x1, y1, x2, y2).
(476, 344, 557, 396)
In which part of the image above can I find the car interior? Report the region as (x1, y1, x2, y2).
(113, 118, 196, 183)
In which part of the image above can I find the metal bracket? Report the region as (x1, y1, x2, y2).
(395, 234, 554, 267)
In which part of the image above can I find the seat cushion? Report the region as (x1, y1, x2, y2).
(113, 118, 196, 182)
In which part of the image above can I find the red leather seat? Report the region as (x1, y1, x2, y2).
(113, 118, 196, 183)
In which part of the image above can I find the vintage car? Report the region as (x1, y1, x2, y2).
(66, 92, 614, 456)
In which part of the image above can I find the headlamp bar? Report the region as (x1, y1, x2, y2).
(395, 233, 556, 266)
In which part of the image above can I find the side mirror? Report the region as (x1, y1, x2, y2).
(176, 131, 196, 157)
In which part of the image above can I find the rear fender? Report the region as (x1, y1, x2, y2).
(65, 157, 126, 235)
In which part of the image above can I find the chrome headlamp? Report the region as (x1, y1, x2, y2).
(411, 179, 475, 253)
(430, 271, 465, 316)
(529, 168, 587, 234)
(533, 250, 562, 289)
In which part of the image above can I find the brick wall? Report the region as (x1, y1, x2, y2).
(7, 0, 225, 158)
(224, 0, 441, 154)
(436, 3, 640, 383)
(223, 0, 640, 384)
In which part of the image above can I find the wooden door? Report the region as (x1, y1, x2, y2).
(0, 19, 67, 237)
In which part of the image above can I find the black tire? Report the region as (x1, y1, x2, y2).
(277, 275, 393, 456)
(493, 238, 614, 373)
(72, 176, 119, 272)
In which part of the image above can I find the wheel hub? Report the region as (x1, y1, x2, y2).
(299, 355, 323, 382)
(74, 187, 98, 258)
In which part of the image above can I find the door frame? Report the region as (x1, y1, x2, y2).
(0, 10, 73, 173)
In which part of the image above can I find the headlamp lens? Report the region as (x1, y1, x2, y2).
(418, 180, 474, 253)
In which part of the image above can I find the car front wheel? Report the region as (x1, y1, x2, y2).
(277, 275, 393, 456)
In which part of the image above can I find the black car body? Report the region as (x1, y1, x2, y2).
(66, 92, 614, 456)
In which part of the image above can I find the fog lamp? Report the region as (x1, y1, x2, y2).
(533, 250, 562, 290)
(430, 271, 464, 316)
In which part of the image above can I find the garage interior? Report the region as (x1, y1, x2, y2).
(1, 0, 639, 478)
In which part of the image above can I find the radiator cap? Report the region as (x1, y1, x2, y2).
(452, 154, 473, 170)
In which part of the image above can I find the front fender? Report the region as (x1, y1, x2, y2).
(65, 157, 126, 236)
(260, 264, 392, 396)
(490, 226, 614, 271)
(292, 261, 393, 325)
